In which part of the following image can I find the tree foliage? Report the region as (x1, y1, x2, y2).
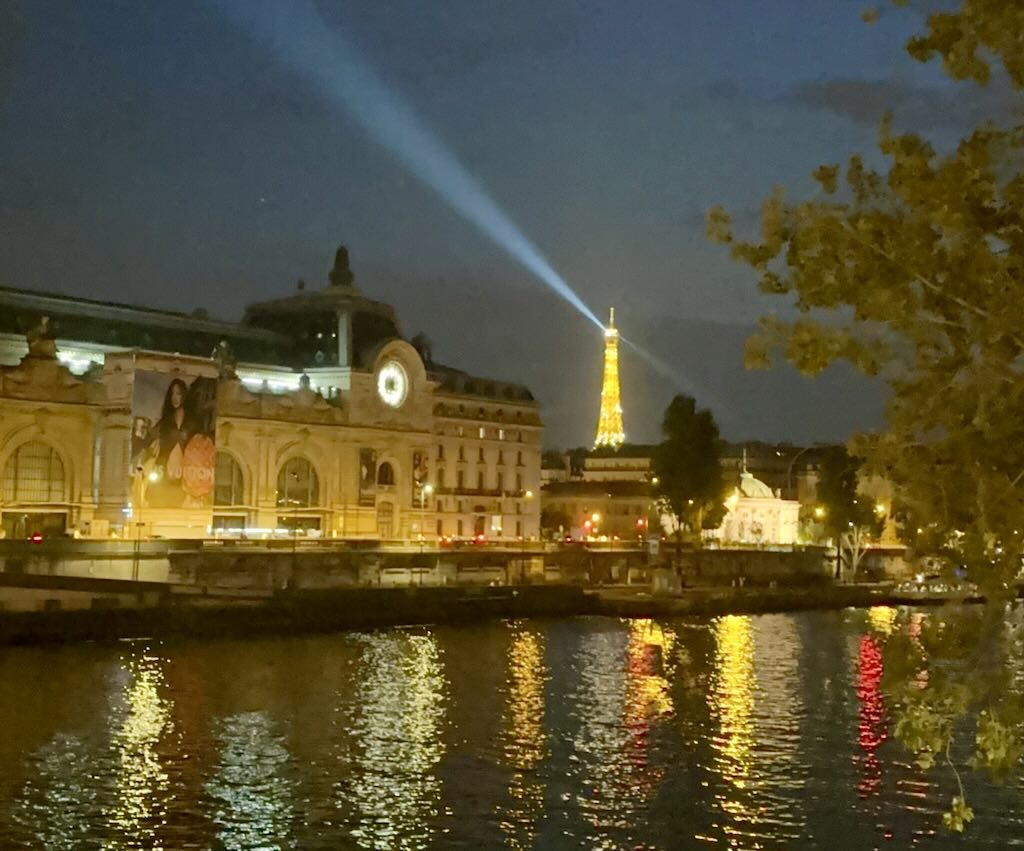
(709, 0, 1024, 829)
(651, 395, 726, 556)
(816, 446, 885, 578)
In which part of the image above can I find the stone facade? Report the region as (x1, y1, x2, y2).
(0, 252, 542, 541)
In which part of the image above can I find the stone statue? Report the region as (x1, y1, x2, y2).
(26, 315, 57, 359)
(328, 244, 354, 288)
(211, 339, 237, 379)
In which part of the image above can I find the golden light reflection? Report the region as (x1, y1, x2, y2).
(341, 632, 447, 851)
(499, 624, 548, 850)
(104, 653, 174, 849)
(624, 619, 675, 726)
(867, 606, 897, 637)
(710, 615, 755, 789)
(572, 620, 676, 848)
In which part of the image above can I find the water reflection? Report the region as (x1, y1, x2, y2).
(104, 652, 174, 848)
(204, 712, 294, 850)
(709, 615, 755, 796)
(336, 631, 447, 850)
(704, 615, 805, 848)
(13, 732, 99, 849)
(498, 623, 547, 850)
(571, 619, 674, 849)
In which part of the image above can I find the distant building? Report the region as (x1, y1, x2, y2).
(705, 469, 801, 547)
(0, 248, 542, 541)
(542, 480, 654, 541)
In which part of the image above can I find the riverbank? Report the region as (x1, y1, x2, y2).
(0, 580, 997, 645)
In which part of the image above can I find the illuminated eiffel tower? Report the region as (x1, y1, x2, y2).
(594, 307, 626, 448)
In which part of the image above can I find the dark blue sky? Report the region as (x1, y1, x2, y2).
(0, 1, 966, 446)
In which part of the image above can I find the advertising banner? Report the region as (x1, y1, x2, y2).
(412, 450, 428, 504)
(130, 371, 217, 509)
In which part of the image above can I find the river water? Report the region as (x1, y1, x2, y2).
(0, 609, 1021, 849)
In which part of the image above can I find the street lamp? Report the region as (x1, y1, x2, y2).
(420, 483, 434, 554)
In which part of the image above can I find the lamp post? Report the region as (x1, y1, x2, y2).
(419, 482, 434, 559)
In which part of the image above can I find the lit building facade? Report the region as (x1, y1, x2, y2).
(0, 248, 542, 541)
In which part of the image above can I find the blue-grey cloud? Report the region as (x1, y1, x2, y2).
(782, 76, 1022, 131)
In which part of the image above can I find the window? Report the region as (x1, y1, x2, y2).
(2, 442, 65, 503)
(498, 429, 505, 441)
(477, 471, 485, 490)
(457, 470, 465, 490)
(437, 445, 445, 461)
(497, 472, 504, 492)
(377, 502, 394, 538)
(457, 425, 465, 437)
(457, 519, 464, 537)
(458, 445, 465, 461)
(436, 499, 443, 512)
(478, 426, 486, 440)
(478, 447, 485, 462)
(437, 467, 446, 488)
(214, 453, 244, 506)
(497, 450, 504, 465)
(377, 462, 395, 486)
(516, 473, 523, 492)
(516, 521, 522, 537)
(436, 518, 443, 536)
(457, 499, 464, 513)
(517, 451, 523, 466)
(276, 457, 319, 508)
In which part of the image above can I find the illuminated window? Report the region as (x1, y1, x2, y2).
(498, 429, 506, 441)
(2, 442, 65, 503)
(478, 426, 486, 439)
(276, 457, 319, 508)
(214, 452, 244, 506)
(377, 462, 395, 486)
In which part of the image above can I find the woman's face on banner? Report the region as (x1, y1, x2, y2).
(171, 382, 185, 409)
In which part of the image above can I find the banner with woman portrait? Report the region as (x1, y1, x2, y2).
(130, 371, 217, 509)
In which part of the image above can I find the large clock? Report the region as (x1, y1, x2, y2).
(377, 360, 409, 408)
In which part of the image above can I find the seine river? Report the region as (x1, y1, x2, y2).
(1, 610, 1022, 849)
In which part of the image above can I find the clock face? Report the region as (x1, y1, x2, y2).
(377, 361, 409, 408)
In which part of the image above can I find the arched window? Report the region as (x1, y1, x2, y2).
(276, 457, 319, 508)
(214, 453, 245, 506)
(2, 442, 65, 503)
(377, 462, 395, 486)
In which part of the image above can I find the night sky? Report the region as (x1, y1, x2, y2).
(0, 1, 972, 447)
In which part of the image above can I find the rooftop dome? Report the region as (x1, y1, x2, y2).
(738, 470, 776, 500)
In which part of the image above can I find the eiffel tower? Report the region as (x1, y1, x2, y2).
(594, 307, 626, 448)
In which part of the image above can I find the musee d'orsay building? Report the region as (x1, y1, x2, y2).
(0, 248, 542, 542)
